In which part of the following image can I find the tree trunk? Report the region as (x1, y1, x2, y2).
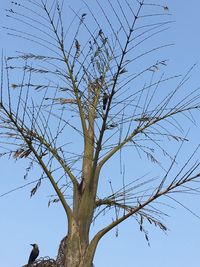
(63, 124, 98, 267)
(60, 203, 96, 267)
(63, 226, 94, 267)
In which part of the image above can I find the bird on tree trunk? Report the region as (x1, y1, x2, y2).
(103, 92, 109, 110)
(28, 243, 39, 264)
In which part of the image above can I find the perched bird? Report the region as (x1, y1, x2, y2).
(28, 243, 39, 264)
(103, 92, 109, 110)
(106, 122, 118, 130)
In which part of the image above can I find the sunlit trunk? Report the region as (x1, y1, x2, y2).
(63, 221, 94, 267)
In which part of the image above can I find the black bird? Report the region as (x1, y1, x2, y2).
(103, 92, 109, 110)
(28, 243, 39, 264)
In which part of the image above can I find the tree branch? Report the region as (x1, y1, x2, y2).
(42, 2, 88, 138)
(90, 171, 200, 251)
(1, 104, 73, 222)
(90, 1, 144, 185)
(98, 106, 200, 168)
(35, 134, 78, 188)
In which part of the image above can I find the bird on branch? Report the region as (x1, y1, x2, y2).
(103, 92, 109, 110)
(28, 243, 39, 265)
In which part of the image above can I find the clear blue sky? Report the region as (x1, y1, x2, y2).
(0, 1, 200, 266)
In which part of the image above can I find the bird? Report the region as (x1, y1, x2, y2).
(28, 243, 39, 264)
(103, 92, 109, 110)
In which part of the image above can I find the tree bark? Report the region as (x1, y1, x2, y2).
(63, 224, 94, 267)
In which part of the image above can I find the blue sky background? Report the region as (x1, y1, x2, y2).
(0, 1, 200, 266)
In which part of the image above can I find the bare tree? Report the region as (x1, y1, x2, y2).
(1, 1, 200, 266)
